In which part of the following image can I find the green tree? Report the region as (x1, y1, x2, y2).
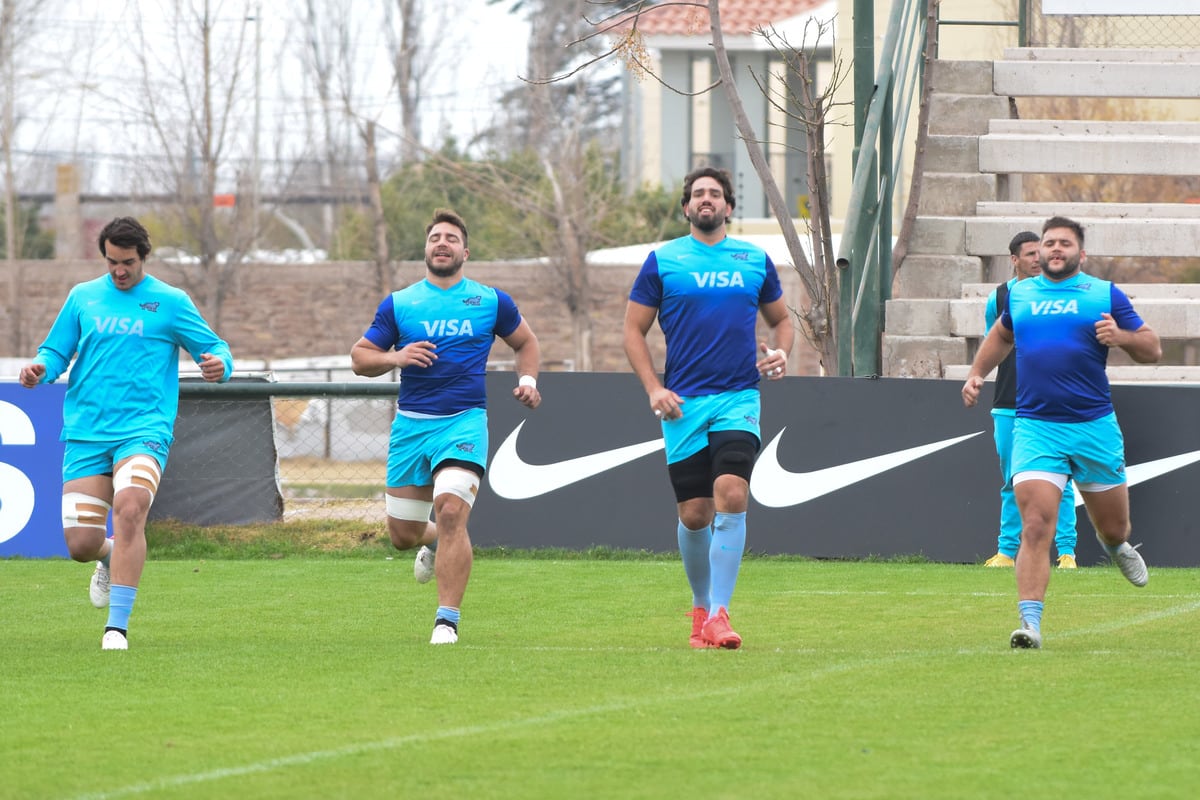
(0, 203, 52, 258)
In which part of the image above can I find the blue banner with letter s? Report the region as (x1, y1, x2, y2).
(0, 383, 68, 558)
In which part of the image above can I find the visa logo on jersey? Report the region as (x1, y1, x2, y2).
(691, 271, 746, 288)
(93, 317, 145, 336)
(421, 319, 476, 336)
(1029, 299, 1079, 315)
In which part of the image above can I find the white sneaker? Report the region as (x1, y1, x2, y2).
(101, 630, 128, 651)
(1010, 623, 1042, 649)
(430, 623, 458, 645)
(413, 546, 435, 584)
(1112, 540, 1149, 587)
(89, 562, 111, 608)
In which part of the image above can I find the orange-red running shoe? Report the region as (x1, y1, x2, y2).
(689, 607, 715, 649)
(701, 607, 742, 649)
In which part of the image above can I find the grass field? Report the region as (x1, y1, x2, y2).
(3, 540, 1199, 799)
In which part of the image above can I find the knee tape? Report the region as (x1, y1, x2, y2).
(386, 495, 434, 522)
(114, 455, 162, 499)
(434, 468, 479, 507)
(62, 493, 111, 530)
(711, 439, 758, 482)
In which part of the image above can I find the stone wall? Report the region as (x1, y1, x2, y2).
(1, 258, 819, 376)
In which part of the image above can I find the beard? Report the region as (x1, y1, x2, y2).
(425, 253, 465, 278)
(1040, 252, 1081, 279)
(688, 210, 724, 234)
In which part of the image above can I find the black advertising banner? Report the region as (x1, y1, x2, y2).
(476, 374, 1200, 566)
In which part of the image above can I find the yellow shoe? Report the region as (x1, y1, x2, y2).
(983, 553, 1015, 568)
(1057, 554, 1077, 569)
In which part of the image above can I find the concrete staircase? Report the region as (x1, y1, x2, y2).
(884, 48, 1200, 382)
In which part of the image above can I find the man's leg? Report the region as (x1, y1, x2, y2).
(991, 413, 1019, 564)
(1082, 484, 1147, 587)
(103, 455, 161, 650)
(1010, 477, 1063, 648)
(62, 475, 114, 608)
(1054, 481, 1079, 566)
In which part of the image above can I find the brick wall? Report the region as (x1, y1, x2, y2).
(1, 258, 819, 375)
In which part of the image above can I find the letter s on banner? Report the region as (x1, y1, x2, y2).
(0, 400, 37, 544)
(0, 385, 69, 557)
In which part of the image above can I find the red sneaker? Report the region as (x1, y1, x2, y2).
(700, 607, 742, 649)
(689, 607, 715, 649)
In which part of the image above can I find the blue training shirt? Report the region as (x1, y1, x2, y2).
(999, 271, 1144, 423)
(34, 273, 234, 443)
(362, 277, 521, 415)
(629, 235, 784, 397)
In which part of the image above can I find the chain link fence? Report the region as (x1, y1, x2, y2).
(1027, 1, 1200, 47)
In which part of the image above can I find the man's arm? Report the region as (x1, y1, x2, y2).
(350, 327, 442, 377)
(1096, 314, 1162, 364)
(501, 319, 541, 408)
(961, 323, 1015, 408)
(756, 297, 794, 378)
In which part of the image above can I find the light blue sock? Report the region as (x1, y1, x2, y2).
(1018, 599, 1043, 632)
(427, 538, 438, 553)
(709, 512, 747, 611)
(435, 606, 460, 626)
(677, 520, 712, 609)
(101, 537, 113, 568)
(106, 584, 137, 632)
(1098, 537, 1121, 557)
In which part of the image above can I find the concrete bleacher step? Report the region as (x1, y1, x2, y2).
(975, 202, 1200, 219)
(909, 215, 1200, 258)
(995, 56, 1200, 99)
(944, 363, 1200, 384)
(979, 124, 1200, 176)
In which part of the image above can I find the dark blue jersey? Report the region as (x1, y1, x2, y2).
(629, 235, 783, 397)
(363, 277, 521, 415)
(999, 272, 1144, 422)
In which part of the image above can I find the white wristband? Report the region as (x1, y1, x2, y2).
(518, 375, 537, 389)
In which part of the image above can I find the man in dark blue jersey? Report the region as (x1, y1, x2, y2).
(351, 209, 542, 645)
(982, 231, 1078, 569)
(624, 167, 794, 650)
(962, 216, 1161, 649)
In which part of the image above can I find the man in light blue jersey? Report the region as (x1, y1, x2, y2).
(351, 209, 542, 645)
(624, 166, 794, 650)
(982, 231, 1078, 569)
(18, 217, 233, 651)
(962, 216, 1161, 649)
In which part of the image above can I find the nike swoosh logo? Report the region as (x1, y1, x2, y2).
(1072, 450, 1200, 506)
(750, 429, 985, 508)
(489, 421, 664, 499)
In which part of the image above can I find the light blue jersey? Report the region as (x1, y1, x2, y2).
(33, 273, 233, 443)
(628, 235, 783, 397)
(362, 277, 521, 416)
(1000, 271, 1143, 422)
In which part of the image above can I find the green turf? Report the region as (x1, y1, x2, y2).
(2, 557, 1197, 799)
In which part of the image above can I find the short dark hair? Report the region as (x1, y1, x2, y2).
(426, 208, 468, 248)
(1042, 215, 1085, 248)
(1008, 231, 1039, 256)
(98, 217, 152, 260)
(681, 166, 736, 212)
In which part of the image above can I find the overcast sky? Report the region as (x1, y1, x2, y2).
(9, 0, 531, 195)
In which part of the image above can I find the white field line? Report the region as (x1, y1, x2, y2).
(72, 597, 1200, 800)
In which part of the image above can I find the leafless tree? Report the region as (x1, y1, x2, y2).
(552, 0, 845, 372)
(122, 0, 257, 327)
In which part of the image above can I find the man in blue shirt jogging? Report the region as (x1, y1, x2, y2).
(624, 167, 794, 650)
(351, 209, 542, 645)
(962, 216, 1161, 649)
(18, 217, 234, 651)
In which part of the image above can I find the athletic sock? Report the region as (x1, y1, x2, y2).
(435, 606, 460, 630)
(1018, 599, 1043, 632)
(100, 538, 113, 568)
(709, 512, 747, 611)
(677, 520, 712, 609)
(106, 584, 137, 632)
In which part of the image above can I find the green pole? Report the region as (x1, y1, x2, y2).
(842, 0, 876, 376)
